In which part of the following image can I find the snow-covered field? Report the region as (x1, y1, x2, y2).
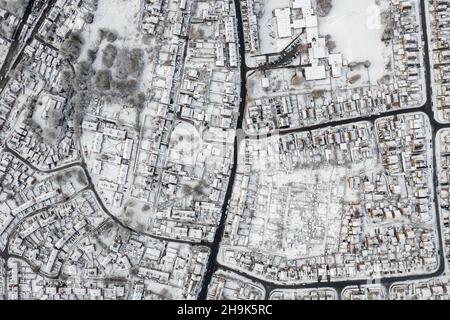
(319, 0, 386, 82)
(0, 42, 9, 69)
(258, 0, 294, 55)
(84, 0, 142, 47)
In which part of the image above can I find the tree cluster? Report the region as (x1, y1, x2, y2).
(316, 0, 333, 17)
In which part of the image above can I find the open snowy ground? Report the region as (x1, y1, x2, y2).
(248, 157, 379, 258)
(258, 0, 294, 55)
(319, 0, 387, 82)
(84, 0, 142, 47)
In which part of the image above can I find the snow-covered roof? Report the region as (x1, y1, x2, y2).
(304, 65, 326, 80)
(329, 53, 343, 78)
(275, 8, 292, 38)
(292, 0, 312, 9)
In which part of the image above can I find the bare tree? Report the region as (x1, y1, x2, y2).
(102, 44, 117, 68)
(60, 31, 85, 62)
(0, 0, 29, 16)
(95, 69, 112, 91)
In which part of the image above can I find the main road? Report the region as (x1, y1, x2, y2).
(199, 0, 449, 300)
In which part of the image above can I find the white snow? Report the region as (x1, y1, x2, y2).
(168, 122, 202, 166)
(85, 0, 142, 46)
(258, 0, 294, 55)
(318, 0, 386, 82)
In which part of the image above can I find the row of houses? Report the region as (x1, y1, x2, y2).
(245, 0, 426, 135)
(8, 191, 106, 276)
(427, 0, 450, 122)
(129, 0, 239, 243)
(390, 278, 450, 300)
(207, 270, 265, 300)
(38, 0, 93, 49)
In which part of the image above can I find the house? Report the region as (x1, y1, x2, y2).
(304, 65, 326, 80)
(275, 8, 292, 38)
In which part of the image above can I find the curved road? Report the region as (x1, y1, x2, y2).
(1, 0, 449, 301)
(199, 0, 450, 300)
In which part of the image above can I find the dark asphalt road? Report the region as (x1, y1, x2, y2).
(199, 0, 450, 300)
(1, 0, 449, 301)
